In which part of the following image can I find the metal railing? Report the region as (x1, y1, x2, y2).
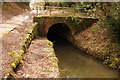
(32, 6, 90, 16)
(34, 6, 69, 15)
(31, 6, 80, 15)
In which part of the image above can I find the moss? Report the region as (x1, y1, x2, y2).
(8, 51, 22, 69)
(19, 50, 24, 54)
(48, 54, 58, 66)
(0, 24, 18, 38)
(109, 63, 116, 68)
(5, 23, 39, 78)
(28, 29, 33, 34)
(26, 34, 30, 39)
(11, 63, 17, 69)
(49, 53, 56, 57)
(3, 3, 14, 12)
(49, 61, 58, 66)
(33, 17, 40, 23)
(0, 30, 13, 38)
(47, 41, 53, 47)
(6, 68, 14, 74)
(21, 45, 26, 52)
(5, 73, 11, 80)
(45, 48, 54, 52)
(20, 59, 24, 64)
(8, 52, 15, 55)
(45, 67, 52, 71)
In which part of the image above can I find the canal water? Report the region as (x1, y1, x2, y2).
(53, 39, 119, 78)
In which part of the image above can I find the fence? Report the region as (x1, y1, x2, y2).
(33, 6, 85, 16)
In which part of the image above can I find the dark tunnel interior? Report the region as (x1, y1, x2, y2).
(47, 23, 71, 42)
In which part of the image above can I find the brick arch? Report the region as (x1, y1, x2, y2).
(46, 23, 72, 42)
(45, 22, 73, 34)
(34, 17, 97, 37)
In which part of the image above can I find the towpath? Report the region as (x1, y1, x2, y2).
(0, 10, 49, 38)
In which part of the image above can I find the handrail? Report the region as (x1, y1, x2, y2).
(37, 6, 84, 9)
(33, 6, 85, 15)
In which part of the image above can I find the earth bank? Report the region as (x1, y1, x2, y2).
(73, 22, 120, 69)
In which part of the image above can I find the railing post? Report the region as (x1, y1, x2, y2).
(50, 6, 51, 15)
(37, 6, 38, 15)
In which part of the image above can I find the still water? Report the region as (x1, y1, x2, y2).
(54, 39, 119, 78)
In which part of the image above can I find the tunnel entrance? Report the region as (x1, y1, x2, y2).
(47, 23, 71, 42)
(46, 23, 119, 78)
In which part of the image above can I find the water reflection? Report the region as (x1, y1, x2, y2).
(54, 39, 119, 78)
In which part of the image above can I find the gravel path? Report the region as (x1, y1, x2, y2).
(0, 12, 30, 37)
(0, 10, 49, 37)
(0, 10, 50, 78)
(14, 38, 59, 78)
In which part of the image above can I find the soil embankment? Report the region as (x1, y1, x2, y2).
(2, 2, 29, 22)
(73, 22, 120, 69)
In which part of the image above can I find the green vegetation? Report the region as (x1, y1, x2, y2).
(2, 2, 13, 11)
(91, 26, 99, 32)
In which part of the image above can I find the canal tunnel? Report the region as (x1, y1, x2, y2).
(47, 23, 72, 42)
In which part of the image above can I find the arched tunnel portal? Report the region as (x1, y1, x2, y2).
(47, 23, 72, 42)
(34, 17, 98, 43)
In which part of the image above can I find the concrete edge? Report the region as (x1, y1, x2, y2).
(0, 25, 18, 38)
(4, 23, 38, 79)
